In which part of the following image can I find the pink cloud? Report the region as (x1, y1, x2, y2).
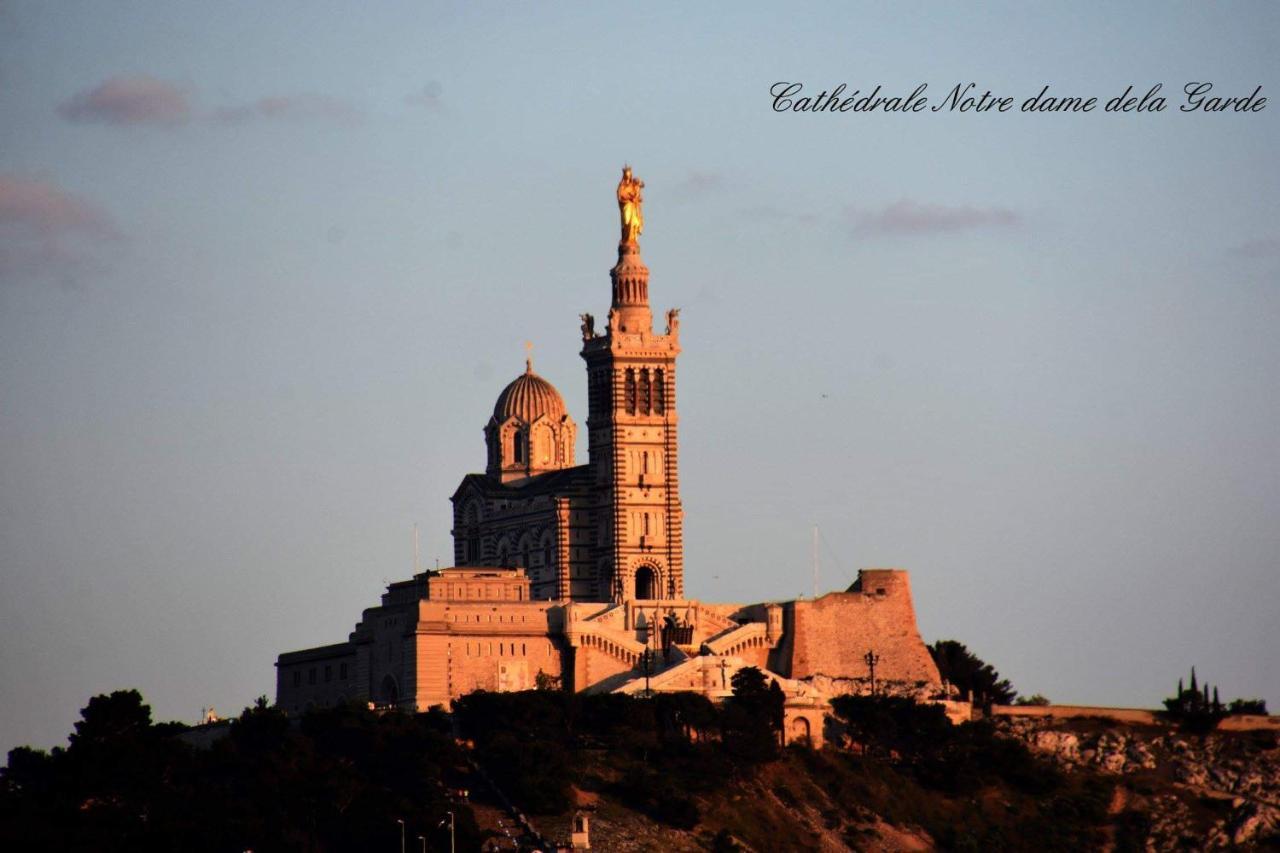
(0, 175, 117, 283)
(58, 75, 190, 126)
(0, 175, 115, 238)
(851, 200, 1020, 236)
(211, 94, 363, 126)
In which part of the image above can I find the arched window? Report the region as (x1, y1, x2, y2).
(624, 369, 636, 414)
(638, 369, 651, 414)
(654, 369, 666, 413)
(512, 430, 524, 463)
(634, 565, 656, 600)
(534, 425, 551, 465)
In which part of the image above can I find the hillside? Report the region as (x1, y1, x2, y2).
(2, 686, 1278, 851)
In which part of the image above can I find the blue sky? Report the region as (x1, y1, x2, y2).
(1, 1, 1277, 752)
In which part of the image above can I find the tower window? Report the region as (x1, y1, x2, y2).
(513, 431, 524, 463)
(625, 369, 636, 414)
(655, 369, 666, 413)
(639, 369, 651, 414)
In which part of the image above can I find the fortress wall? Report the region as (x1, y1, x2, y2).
(781, 570, 940, 685)
(1218, 715, 1280, 732)
(991, 705, 1158, 724)
(416, 599, 565, 706)
(275, 643, 358, 714)
(991, 705, 1280, 732)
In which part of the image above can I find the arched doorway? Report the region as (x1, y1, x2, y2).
(791, 716, 811, 745)
(634, 565, 656, 600)
(380, 674, 399, 707)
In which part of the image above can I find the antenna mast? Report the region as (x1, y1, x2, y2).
(812, 524, 819, 598)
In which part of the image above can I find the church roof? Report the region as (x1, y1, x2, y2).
(492, 361, 567, 423)
(451, 465, 592, 502)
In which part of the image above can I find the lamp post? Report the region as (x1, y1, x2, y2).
(447, 810, 455, 853)
(417, 835, 425, 853)
(396, 818, 405, 853)
(863, 650, 881, 696)
(639, 610, 655, 697)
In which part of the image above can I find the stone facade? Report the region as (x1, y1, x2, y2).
(276, 170, 941, 728)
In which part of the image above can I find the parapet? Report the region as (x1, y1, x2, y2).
(848, 568, 911, 597)
(426, 566, 531, 602)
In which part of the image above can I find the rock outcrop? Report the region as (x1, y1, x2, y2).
(997, 717, 1280, 849)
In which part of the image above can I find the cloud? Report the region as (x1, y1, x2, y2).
(675, 171, 725, 197)
(0, 175, 115, 237)
(211, 93, 363, 126)
(1228, 236, 1280, 259)
(405, 81, 443, 111)
(57, 75, 190, 126)
(850, 200, 1020, 236)
(0, 175, 118, 284)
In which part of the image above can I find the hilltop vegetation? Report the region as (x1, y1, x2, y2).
(0, 691, 481, 851)
(4, 675, 1277, 851)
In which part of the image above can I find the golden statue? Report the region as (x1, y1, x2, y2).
(617, 165, 644, 244)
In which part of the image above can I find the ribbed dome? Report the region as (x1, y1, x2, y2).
(492, 362, 567, 423)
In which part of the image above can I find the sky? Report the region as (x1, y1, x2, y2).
(1, 1, 1277, 754)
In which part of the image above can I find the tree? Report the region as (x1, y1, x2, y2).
(69, 689, 152, 748)
(928, 641, 1017, 705)
(721, 667, 784, 764)
(1162, 667, 1226, 733)
(1227, 698, 1267, 715)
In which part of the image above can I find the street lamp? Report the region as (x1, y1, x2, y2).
(396, 818, 405, 853)
(437, 811, 455, 853)
(417, 835, 425, 853)
(863, 649, 881, 696)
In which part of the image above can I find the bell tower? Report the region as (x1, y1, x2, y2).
(581, 167, 684, 602)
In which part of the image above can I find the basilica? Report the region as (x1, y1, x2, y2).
(276, 169, 943, 745)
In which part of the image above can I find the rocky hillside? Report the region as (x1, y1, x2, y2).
(5, 687, 1278, 851)
(997, 716, 1280, 851)
(459, 692, 1280, 851)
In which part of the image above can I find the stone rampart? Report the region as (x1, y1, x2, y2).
(773, 569, 940, 686)
(992, 705, 1280, 732)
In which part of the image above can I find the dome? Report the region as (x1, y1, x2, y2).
(492, 361, 567, 423)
